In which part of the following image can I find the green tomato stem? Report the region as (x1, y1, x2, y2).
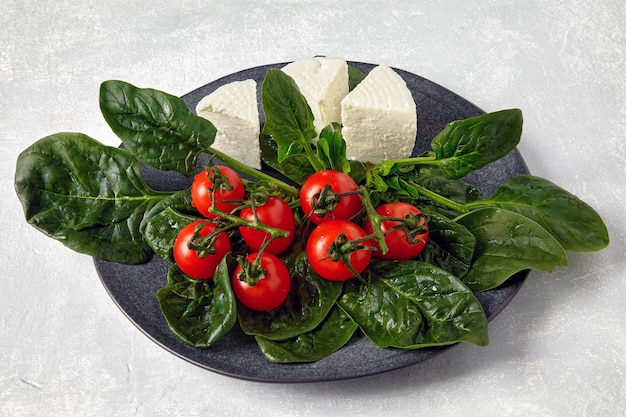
(358, 186, 389, 255)
(208, 202, 290, 241)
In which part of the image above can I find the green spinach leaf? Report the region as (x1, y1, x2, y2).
(254, 305, 358, 363)
(261, 69, 320, 167)
(419, 213, 476, 279)
(156, 257, 237, 348)
(430, 109, 523, 179)
(258, 133, 282, 170)
(457, 208, 568, 292)
(482, 175, 610, 252)
(14, 132, 170, 264)
(348, 64, 367, 91)
(139, 188, 200, 262)
(140, 188, 196, 235)
(338, 260, 489, 349)
(259, 134, 313, 184)
(316, 122, 350, 173)
(143, 206, 199, 262)
(278, 154, 317, 185)
(367, 164, 480, 217)
(99, 80, 217, 176)
(412, 165, 481, 206)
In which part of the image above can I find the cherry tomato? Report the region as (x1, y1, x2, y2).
(306, 220, 372, 281)
(173, 220, 231, 279)
(191, 165, 245, 218)
(363, 202, 429, 260)
(299, 170, 361, 224)
(239, 196, 295, 255)
(232, 252, 291, 311)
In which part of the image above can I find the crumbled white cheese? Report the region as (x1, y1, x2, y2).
(195, 79, 261, 169)
(281, 57, 349, 136)
(341, 65, 417, 163)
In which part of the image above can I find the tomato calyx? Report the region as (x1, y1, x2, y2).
(306, 220, 373, 282)
(205, 164, 235, 193)
(383, 212, 430, 245)
(248, 191, 269, 207)
(322, 232, 375, 262)
(234, 254, 267, 286)
(322, 232, 376, 282)
(186, 220, 226, 258)
(192, 164, 246, 219)
(357, 187, 430, 257)
(308, 184, 362, 218)
(173, 220, 231, 280)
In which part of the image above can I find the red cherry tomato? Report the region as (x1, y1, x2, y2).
(191, 165, 245, 218)
(173, 220, 231, 279)
(232, 252, 291, 311)
(306, 220, 372, 281)
(364, 202, 429, 260)
(239, 196, 295, 255)
(299, 170, 361, 224)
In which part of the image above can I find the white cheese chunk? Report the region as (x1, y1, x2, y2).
(195, 79, 261, 169)
(281, 57, 349, 136)
(341, 65, 417, 163)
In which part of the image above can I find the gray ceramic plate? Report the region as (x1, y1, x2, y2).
(94, 62, 529, 383)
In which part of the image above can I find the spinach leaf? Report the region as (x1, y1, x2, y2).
(316, 122, 351, 173)
(261, 69, 320, 167)
(258, 133, 282, 170)
(348, 160, 367, 184)
(348, 64, 367, 91)
(419, 213, 476, 279)
(457, 208, 568, 292)
(430, 109, 523, 179)
(367, 163, 420, 205)
(367, 164, 480, 217)
(278, 154, 317, 185)
(412, 165, 481, 205)
(238, 251, 344, 340)
(482, 175, 610, 252)
(156, 257, 237, 348)
(140, 188, 200, 262)
(99, 80, 217, 176)
(258, 134, 313, 184)
(338, 260, 489, 349)
(254, 305, 358, 363)
(143, 207, 199, 263)
(140, 188, 196, 235)
(14, 132, 170, 264)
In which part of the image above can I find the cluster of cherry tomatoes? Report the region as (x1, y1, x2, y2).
(172, 165, 429, 312)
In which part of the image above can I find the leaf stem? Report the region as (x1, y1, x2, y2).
(303, 142, 325, 172)
(408, 181, 469, 213)
(205, 146, 299, 197)
(387, 155, 439, 167)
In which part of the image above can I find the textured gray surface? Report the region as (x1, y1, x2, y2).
(2, 1, 625, 416)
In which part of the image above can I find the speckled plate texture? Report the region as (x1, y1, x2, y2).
(93, 62, 529, 383)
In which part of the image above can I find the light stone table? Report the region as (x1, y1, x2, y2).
(2, 1, 625, 416)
